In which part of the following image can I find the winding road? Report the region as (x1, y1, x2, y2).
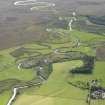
(14, 0, 56, 11)
(7, 83, 41, 105)
(68, 12, 77, 31)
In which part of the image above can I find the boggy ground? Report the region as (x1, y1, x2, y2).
(1, 0, 105, 49)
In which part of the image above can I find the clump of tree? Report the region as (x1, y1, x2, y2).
(70, 56, 95, 74)
(86, 80, 105, 105)
(36, 64, 53, 81)
(68, 81, 89, 90)
(87, 15, 105, 26)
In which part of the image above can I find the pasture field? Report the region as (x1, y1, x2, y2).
(0, 0, 105, 105)
(0, 48, 35, 81)
(13, 61, 105, 105)
(0, 28, 105, 105)
(0, 91, 12, 105)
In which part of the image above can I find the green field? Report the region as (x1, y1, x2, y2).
(0, 18, 105, 105)
(0, 91, 12, 105)
(0, 48, 35, 81)
(13, 61, 105, 105)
